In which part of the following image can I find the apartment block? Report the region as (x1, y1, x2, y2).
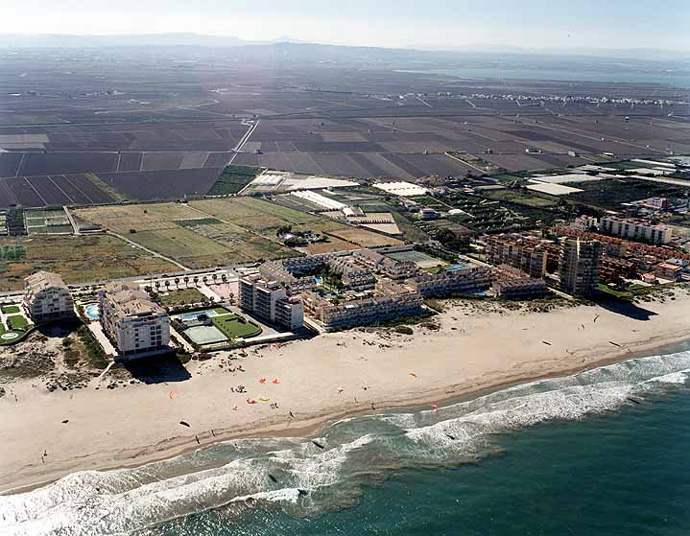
(239, 275, 304, 330)
(558, 238, 602, 297)
(22, 271, 75, 324)
(600, 217, 672, 245)
(491, 265, 549, 300)
(409, 267, 493, 298)
(99, 282, 170, 358)
(352, 249, 417, 280)
(303, 280, 423, 329)
(485, 234, 548, 278)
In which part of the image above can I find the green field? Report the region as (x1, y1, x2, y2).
(567, 178, 690, 210)
(207, 165, 261, 196)
(25, 208, 73, 235)
(75, 202, 295, 269)
(0, 235, 179, 291)
(481, 188, 558, 208)
(1, 305, 20, 314)
(157, 288, 208, 308)
(211, 314, 261, 339)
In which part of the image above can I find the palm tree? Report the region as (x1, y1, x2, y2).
(221, 274, 227, 283)
(174, 277, 180, 288)
(212, 274, 218, 285)
(193, 276, 199, 287)
(184, 276, 189, 288)
(165, 280, 170, 291)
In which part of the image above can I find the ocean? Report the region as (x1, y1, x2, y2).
(2, 347, 690, 535)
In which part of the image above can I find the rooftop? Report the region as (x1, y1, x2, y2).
(25, 271, 68, 293)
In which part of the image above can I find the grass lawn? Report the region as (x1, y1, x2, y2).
(7, 315, 30, 330)
(157, 288, 208, 308)
(2, 305, 20, 314)
(212, 314, 261, 339)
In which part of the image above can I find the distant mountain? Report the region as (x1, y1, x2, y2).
(0, 33, 687, 65)
(0, 32, 311, 49)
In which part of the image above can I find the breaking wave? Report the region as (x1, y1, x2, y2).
(2, 351, 689, 536)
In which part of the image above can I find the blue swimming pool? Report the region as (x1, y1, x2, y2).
(174, 310, 220, 322)
(84, 304, 100, 320)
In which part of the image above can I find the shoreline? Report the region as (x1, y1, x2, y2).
(2, 295, 690, 496)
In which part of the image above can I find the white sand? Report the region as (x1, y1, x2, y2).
(1, 294, 690, 494)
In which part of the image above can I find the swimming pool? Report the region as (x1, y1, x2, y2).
(173, 309, 221, 322)
(84, 304, 100, 320)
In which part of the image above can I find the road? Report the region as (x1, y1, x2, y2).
(226, 119, 260, 167)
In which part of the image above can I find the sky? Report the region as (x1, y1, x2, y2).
(2, 0, 690, 51)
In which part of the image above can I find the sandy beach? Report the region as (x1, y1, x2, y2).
(1, 293, 690, 495)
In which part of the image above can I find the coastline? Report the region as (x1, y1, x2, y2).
(2, 294, 690, 495)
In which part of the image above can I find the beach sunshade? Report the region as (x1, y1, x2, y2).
(259, 378, 267, 384)
(246, 398, 258, 405)
(272, 378, 280, 384)
(169, 390, 177, 399)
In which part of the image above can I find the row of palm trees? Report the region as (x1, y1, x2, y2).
(151, 272, 228, 292)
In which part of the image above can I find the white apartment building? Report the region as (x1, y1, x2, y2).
(600, 217, 672, 245)
(239, 275, 304, 330)
(22, 271, 75, 324)
(99, 282, 170, 358)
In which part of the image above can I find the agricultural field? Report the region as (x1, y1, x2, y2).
(25, 208, 73, 235)
(565, 178, 690, 210)
(74, 203, 295, 269)
(0, 235, 178, 291)
(192, 197, 400, 248)
(479, 188, 559, 208)
(207, 165, 261, 196)
(325, 228, 403, 248)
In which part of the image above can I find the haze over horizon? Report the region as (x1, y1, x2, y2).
(3, 0, 690, 52)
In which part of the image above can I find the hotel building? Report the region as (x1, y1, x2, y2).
(99, 282, 170, 358)
(22, 271, 75, 324)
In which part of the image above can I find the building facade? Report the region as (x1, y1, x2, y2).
(303, 281, 423, 329)
(99, 282, 170, 358)
(600, 217, 672, 245)
(239, 275, 304, 330)
(491, 265, 549, 300)
(485, 234, 549, 278)
(409, 267, 493, 298)
(558, 238, 602, 297)
(22, 271, 75, 324)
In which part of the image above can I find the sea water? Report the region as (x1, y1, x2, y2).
(2, 347, 690, 535)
